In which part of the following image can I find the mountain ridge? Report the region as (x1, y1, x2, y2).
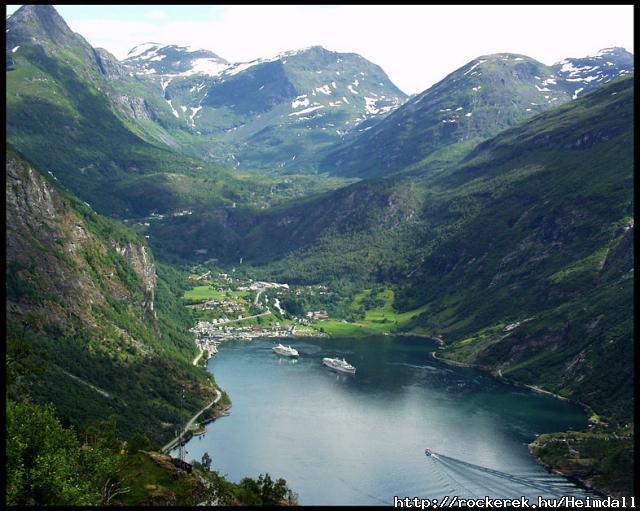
(121, 43, 408, 172)
(320, 48, 634, 178)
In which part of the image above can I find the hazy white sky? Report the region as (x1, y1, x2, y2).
(6, 4, 634, 94)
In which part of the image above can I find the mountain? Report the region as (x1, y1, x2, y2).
(5, 5, 280, 218)
(396, 76, 634, 422)
(5, 4, 172, 137)
(320, 49, 633, 178)
(6, 6, 407, 177)
(123, 42, 229, 77)
(6, 146, 220, 444)
(150, 76, 633, 425)
(552, 47, 634, 99)
(123, 44, 407, 172)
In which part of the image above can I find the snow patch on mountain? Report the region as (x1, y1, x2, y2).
(464, 59, 486, 76)
(190, 82, 206, 93)
(182, 58, 228, 77)
(166, 99, 179, 118)
(189, 106, 202, 123)
(289, 105, 325, 116)
(291, 96, 310, 109)
(127, 42, 160, 59)
(364, 97, 379, 114)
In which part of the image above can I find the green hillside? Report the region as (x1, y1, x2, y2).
(396, 76, 634, 421)
(123, 44, 407, 173)
(320, 49, 633, 179)
(6, 146, 219, 444)
(4, 5, 285, 218)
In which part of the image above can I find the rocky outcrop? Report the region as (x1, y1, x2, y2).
(113, 243, 157, 293)
(6, 148, 160, 340)
(94, 47, 127, 79)
(6, 154, 105, 326)
(112, 94, 158, 122)
(113, 242, 157, 322)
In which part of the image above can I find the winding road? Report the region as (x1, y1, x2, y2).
(161, 388, 222, 454)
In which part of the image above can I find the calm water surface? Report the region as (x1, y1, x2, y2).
(179, 336, 593, 505)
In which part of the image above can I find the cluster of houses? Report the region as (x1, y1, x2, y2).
(306, 310, 329, 320)
(200, 300, 243, 315)
(190, 320, 294, 347)
(195, 271, 211, 282)
(184, 272, 335, 354)
(237, 280, 290, 292)
(148, 210, 193, 220)
(124, 209, 194, 227)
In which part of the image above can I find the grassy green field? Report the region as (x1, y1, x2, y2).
(311, 288, 429, 337)
(183, 285, 249, 302)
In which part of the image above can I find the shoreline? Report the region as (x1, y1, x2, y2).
(161, 388, 222, 454)
(188, 334, 614, 498)
(429, 350, 596, 414)
(429, 349, 610, 497)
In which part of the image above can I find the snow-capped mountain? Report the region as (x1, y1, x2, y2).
(321, 49, 634, 178)
(123, 44, 408, 172)
(123, 42, 230, 77)
(552, 47, 634, 99)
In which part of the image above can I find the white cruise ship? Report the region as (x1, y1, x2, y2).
(322, 357, 356, 374)
(272, 343, 299, 358)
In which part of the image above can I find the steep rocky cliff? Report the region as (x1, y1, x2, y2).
(6, 146, 216, 443)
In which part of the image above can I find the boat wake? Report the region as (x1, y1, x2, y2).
(424, 451, 598, 500)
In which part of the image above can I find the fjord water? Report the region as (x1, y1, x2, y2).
(183, 336, 592, 505)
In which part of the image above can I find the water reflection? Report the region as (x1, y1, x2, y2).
(177, 336, 591, 505)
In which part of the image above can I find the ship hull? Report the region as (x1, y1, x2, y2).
(272, 347, 299, 358)
(322, 358, 356, 374)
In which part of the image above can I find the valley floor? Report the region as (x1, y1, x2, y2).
(174, 265, 634, 500)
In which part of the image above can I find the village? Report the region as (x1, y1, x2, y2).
(185, 269, 333, 361)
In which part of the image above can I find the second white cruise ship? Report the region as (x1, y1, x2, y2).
(322, 357, 356, 374)
(272, 343, 299, 358)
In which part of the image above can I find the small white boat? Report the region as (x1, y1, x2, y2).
(425, 448, 432, 456)
(272, 343, 299, 358)
(322, 357, 356, 374)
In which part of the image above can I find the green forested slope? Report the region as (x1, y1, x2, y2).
(6, 146, 218, 444)
(394, 76, 634, 421)
(320, 50, 633, 179)
(5, 5, 279, 218)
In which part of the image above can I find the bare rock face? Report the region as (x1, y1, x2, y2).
(112, 94, 158, 121)
(94, 47, 127, 79)
(113, 243, 156, 293)
(6, 151, 158, 338)
(113, 242, 158, 322)
(6, 159, 57, 226)
(6, 155, 104, 323)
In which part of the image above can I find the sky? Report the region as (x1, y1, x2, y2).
(5, 4, 634, 94)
